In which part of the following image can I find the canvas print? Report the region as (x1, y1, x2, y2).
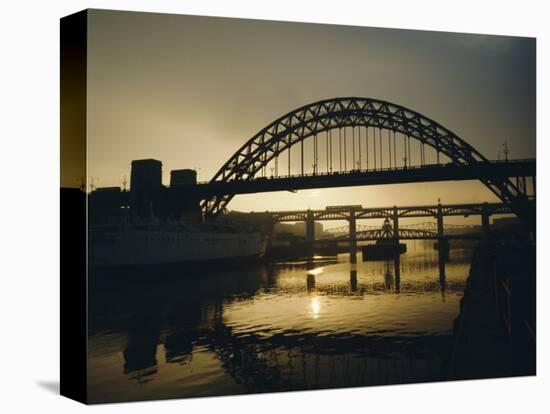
(60, 9, 536, 404)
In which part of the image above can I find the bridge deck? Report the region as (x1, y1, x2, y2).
(194, 160, 535, 198)
(266, 201, 524, 222)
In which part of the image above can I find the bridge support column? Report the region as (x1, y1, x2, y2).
(306, 209, 315, 242)
(266, 217, 277, 240)
(392, 206, 399, 244)
(348, 210, 357, 262)
(481, 203, 491, 237)
(307, 273, 315, 291)
(437, 202, 444, 240)
(436, 202, 449, 263)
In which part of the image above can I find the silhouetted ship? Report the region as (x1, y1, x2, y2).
(90, 219, 267, 267)
(88, 160, 267, 268)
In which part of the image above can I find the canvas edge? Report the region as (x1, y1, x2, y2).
(60, 9, 88, 405)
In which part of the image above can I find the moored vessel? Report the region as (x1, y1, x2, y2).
(90, 219, 267, 268)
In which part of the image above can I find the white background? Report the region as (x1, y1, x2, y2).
(0, 0, 547, 412)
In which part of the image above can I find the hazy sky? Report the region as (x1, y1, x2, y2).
(87, 9, 535, 224)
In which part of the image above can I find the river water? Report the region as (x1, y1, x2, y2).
(87, 243, 473, 403)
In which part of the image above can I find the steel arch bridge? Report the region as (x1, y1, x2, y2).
(201, 97, 532, 225)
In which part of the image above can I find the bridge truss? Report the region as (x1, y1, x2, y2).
(324, 222, 481, 238)
(269, 202, 515, 223)
(201, 97, 533, 228)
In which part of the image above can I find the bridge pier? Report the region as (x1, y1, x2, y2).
(436, 202, 450, 263)
(306, 273, 315, 291)
(392, 206, 399, 244)
(481, 203, 491, 237)
(306, 210, 315, 242)
(348, 210, 357, 262)
(437, 202, 444, 239)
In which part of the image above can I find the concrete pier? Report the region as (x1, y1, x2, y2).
(481, 203, 491, 237)
(305, 209, 315, 242)
(348, 210, 357, 263)
(392, 206, 399, 243)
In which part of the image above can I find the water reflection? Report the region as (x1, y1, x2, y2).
(87, 246, 473, 403)
(309, 296, 321, 319)
(350, 270, 357, 292)
(394, 254, 401, 293)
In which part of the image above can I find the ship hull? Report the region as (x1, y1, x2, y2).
(90, 227, 267, 268)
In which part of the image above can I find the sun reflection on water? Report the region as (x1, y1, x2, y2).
(307, 267, 324, 276)
(310, 296, 321, 319)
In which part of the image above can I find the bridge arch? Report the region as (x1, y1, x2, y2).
(202, 97, 527, 222)
(315, 211, 350, 221)
(398, 207, 437, 218)
(356, 210, 392, 220)
(445, 206, 482, 216)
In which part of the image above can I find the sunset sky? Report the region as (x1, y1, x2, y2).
(85, 9, 535, 224)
